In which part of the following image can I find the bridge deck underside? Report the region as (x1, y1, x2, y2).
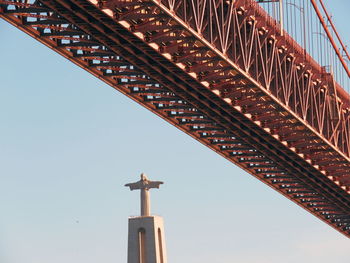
(1, 0, 349, 237)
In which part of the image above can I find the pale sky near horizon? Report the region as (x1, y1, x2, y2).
(0, 1, 349, 263)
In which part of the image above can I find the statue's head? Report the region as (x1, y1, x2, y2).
(140, 173, 148, 181)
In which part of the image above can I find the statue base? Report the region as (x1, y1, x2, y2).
(127, 215, 167, 263)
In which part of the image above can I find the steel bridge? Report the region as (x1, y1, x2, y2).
(1, 0, 349, 237)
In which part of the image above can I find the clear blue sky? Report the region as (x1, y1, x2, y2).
(0, 1, 349, 263)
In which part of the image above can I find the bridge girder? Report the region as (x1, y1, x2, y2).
(1, 0, 349, 237)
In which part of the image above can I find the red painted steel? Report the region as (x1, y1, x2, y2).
(319, 0, 350, 61)
(1, 0, 349, 237)
(101, 0, 350, 187)
(310, 0, 350, 77)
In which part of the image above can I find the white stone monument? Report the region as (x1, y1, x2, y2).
(125, 173, 167, 263)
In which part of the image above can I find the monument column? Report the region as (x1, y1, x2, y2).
(125, 173, 167, 263)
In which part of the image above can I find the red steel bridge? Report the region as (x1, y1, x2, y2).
(1, 0, 350, 237)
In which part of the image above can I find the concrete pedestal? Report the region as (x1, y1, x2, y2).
(127, 216, 167, 263)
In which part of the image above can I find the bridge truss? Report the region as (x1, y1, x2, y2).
(1, 0, 349, 237)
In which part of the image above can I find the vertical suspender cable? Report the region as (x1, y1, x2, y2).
(279, 0, 284, 35)
(310, 0, 350, 77)
(319, 0, 350, 61)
